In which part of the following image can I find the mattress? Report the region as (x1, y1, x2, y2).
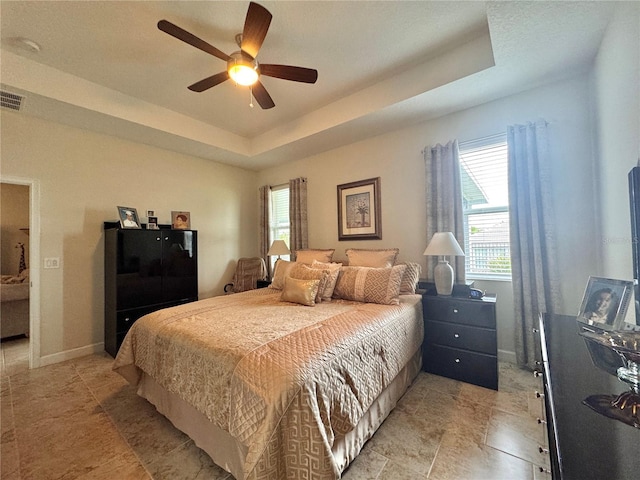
(113, 288, 423, 479)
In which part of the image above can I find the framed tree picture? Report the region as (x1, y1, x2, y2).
(337, 177, 381, 241)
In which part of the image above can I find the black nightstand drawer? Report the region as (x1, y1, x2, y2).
(426, 320, 496, 355)
(423, 298, 495, 328)
(425, 344, 498, 390)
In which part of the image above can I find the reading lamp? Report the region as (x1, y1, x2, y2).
(267, 240, 290, 260)
(423, 232, 465, 296)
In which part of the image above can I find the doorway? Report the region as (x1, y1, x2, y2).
(0, 178, 40, 370)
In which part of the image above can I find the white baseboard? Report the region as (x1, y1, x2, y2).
(38, 342, 105, 367)
(498, 348, 517, 364)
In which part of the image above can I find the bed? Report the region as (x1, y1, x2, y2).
(113, 256, 423, 480)
(1, 270, 30, 339)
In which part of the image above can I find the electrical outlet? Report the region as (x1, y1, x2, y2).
(44, 257, 60, 269)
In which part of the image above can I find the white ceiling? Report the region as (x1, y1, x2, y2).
(0, 1, 614, 170)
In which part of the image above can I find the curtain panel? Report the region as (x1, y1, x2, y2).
(258, 185, 271, 277)
(289, 177, 308, 257)
(508, 120, 562, 370)
(423, 141, 466, 284)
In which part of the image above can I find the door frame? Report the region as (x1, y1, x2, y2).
(1, 176, 41, 368)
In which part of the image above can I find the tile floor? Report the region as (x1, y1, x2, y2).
(1, 337, 551, 480)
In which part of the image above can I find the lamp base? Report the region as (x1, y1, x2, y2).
(434, 259, 454, 295)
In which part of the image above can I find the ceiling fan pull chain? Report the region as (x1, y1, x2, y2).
(249, 87, 254, 108)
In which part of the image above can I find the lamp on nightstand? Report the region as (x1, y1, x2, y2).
(267, 240, 290, 261)
(423, 232, 465, 296)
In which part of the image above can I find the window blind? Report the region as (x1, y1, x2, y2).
(459, 134, 511, 278)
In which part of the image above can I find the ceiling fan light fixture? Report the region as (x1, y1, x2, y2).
(228, 52, 259, 86)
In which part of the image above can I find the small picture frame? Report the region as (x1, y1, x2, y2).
(337, 177, 382, 241)
(171, 211, 191, 230)
(147, 216, 159, 230)
(577, 276, 633, 330)
(117, 206, 141, 229)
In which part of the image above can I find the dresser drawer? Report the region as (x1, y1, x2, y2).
(426, 320, 496, 355)
(423, 297, 495, 328)
(425, 344, 498, 390)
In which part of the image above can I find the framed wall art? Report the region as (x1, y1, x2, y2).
(117, 206, 141, 229)
(337, 177, 381, 241)
(171, 211, 191, 230)
(577, 276, 633, 330)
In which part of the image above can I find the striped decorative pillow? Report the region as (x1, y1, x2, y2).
(332, 264, 406, 305)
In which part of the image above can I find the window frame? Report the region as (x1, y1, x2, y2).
(459, 134, 512, 281)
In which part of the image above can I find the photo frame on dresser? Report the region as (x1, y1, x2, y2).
(117, 206, 141, 229)
(337, 177, 381, 240)
(171, 211, 191, 230)
(577, 276, 633, 331)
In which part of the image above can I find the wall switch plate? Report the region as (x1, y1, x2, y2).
(44, 257, 60, 269)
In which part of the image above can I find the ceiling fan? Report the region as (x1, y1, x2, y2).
(158, 1, 318, 109)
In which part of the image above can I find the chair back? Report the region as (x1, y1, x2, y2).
(225, 257, 267, 293)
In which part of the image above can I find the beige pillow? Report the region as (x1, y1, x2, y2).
(281, 276, 321, 307)
(333, 264, 406, 305)
(270, 260, 296, 290)
(345, 248, 399, 268)
(398, 262, 422, 295)
(289, 263, 330, 303)
(295, 249, 335, 264)
(310, 260, 342, 302)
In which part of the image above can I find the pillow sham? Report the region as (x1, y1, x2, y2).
(270, 259, 296, 290)
(281, 276, 321, 307)
(398, 262, 422, 295)
(345, 248, 399, 268)
(289, 263, 330, 303)
(295, 249, 335, 264)
(310, 260, 342, 302)
(332, 264, 406, 305)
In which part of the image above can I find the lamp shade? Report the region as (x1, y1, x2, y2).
(423, 232, 465, 257)
(268, 240, 290, 256)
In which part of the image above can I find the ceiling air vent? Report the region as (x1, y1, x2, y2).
(0, 91, 25, 111)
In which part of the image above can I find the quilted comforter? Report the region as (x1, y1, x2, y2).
(113, 288, 423, 479)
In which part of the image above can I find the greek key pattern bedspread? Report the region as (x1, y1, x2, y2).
(113, 289, 423, 479)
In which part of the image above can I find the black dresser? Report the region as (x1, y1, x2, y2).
(104, 224, 198, 357)
(539, 314, 640, 479)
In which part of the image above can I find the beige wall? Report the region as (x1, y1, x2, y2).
(592, 2, 640, 283)
(258, 75, 600, 361)
(1, 183, 30, 275)
(0, 112, 258, 360)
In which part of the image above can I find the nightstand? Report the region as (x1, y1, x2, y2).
(256, 279, 272, 289)
(422, 294, 498, 390)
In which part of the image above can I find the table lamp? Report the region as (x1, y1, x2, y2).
(267, 240, 290, 260)
(423, 232, 465, 295)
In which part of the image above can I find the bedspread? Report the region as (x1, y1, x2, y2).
(113, 288, 423, 479)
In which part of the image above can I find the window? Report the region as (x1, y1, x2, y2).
(270, 185, 290, 267)
(459, 134, 511, 279)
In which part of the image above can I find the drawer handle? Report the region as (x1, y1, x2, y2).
(124, 317, 131, 323)
(538, 446, 549, 455)
(539, 466, 551, 474)
(454, 333, 460, 338)
(537, 418, 547, 425)
(533, 370, 542, 378)
(535, 391, 544, 399)
(453, 308, 459, 314)
(454, 358, 461, 363)
(156, 237, 161, 241)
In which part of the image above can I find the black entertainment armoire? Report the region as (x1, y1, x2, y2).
(104, 223, 198, 357)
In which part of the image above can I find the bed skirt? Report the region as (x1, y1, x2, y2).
(137, 347, 422, 479)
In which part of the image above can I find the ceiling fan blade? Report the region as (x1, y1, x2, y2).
(188, 72, 230, 92)
(260, 64, 318, 84)
(252, 81, 275, 109)
(158, 20, 231, 62)
(241, 2, 272, 59)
